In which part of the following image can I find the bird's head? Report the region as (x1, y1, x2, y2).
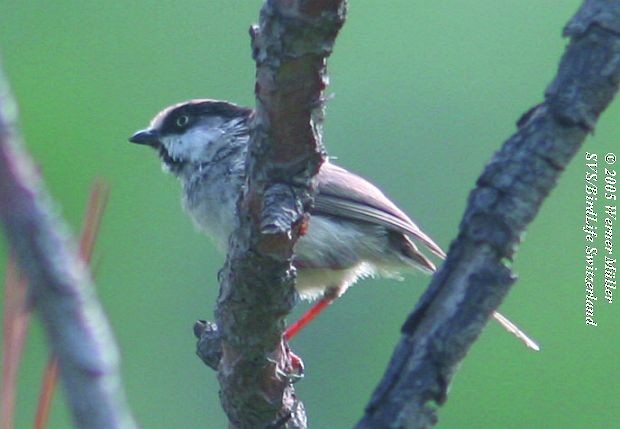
(129, 99, 252, 176)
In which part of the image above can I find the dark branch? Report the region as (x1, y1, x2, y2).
(0, 64, 138, 428)
(355, 1, 620, 428)
(208, 1, 347, 428)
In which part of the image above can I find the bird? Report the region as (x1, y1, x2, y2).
(129, 98, 539, 350)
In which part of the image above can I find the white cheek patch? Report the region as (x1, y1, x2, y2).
(161, 127, 225, 163)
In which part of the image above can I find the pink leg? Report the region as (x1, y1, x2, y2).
(284, 296, 335, 341)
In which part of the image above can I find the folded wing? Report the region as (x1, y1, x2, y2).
(314, 162, 446, 259)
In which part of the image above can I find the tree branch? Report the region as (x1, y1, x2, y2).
(355, 1, 620, 428)
(0, 62, 138, 429)
(206, 1, 347, 428)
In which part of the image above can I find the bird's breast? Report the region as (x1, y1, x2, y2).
(182, 170, 241, 250)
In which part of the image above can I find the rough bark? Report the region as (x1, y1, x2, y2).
(0, 64, 138, 428)
(355, 1, 620, 428)
(204, 1, 347, 428)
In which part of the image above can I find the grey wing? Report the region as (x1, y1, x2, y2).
(313, 162, 446, 259)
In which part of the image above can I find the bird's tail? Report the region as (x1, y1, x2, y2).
(493, 311, 540, 351)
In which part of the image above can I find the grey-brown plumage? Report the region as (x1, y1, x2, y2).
(315, 162, 445, 268)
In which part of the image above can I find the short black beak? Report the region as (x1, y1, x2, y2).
(129, 129, 160, 146)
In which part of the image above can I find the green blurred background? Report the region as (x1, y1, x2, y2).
(1, 1, 618, 428)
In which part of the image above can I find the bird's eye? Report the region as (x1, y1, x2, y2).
(176, 115, 189, 128)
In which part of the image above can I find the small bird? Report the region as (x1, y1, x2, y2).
(129, 99, 538, 350)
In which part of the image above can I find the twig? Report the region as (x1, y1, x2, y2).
(1, 255, 29, 429)
(0, 60, 138, 429)
(34, 180, 110, 429)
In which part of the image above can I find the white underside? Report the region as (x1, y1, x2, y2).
(182, 172, 415, 302)
(294, 262, 377, 300)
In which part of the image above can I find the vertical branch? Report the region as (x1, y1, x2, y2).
(213, 1, 346, 428)
(0, 62, 138, 429)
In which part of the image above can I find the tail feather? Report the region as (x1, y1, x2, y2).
(493, 311, 540, 351)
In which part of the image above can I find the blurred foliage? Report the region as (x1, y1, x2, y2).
(1, 1, 618, 428)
